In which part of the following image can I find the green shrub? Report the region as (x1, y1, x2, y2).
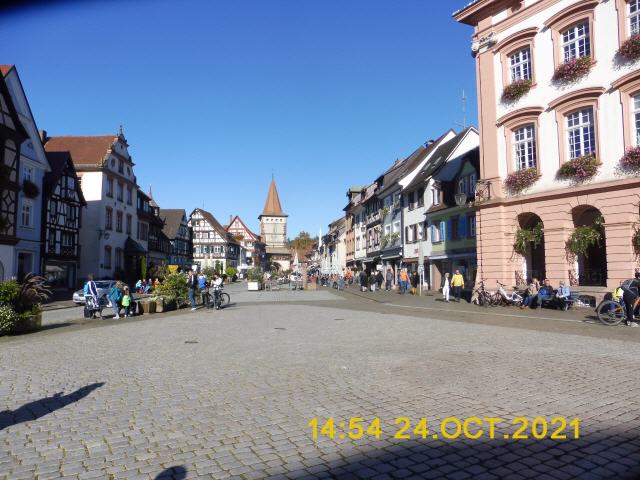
(0, 280, 20, 307)
(153, 272, 189, 307)
(0, 304, 18, 336)
(225, 266, 237, 279)
(247, 268, 263, 282)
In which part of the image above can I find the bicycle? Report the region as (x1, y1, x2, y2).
(207, 287, 230, 310)
(596, 297, 639, 326)
(472, 280, 494, 307)
(493, 281, 523, 307)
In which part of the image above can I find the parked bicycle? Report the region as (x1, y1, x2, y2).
(492, 281, 523, 307)
(472, 280, 494, 307)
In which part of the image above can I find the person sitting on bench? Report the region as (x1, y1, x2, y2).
(555, 281, 571, 310)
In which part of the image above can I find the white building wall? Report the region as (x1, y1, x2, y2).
(492, 0, 635, 194)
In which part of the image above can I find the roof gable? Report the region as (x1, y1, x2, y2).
(226, 215, 259, 241)
(159, 209, 187, 239)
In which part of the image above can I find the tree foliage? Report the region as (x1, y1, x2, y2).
(289, 231, 316, 251)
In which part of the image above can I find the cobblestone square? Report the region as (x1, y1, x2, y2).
(2, 285, 640, 479)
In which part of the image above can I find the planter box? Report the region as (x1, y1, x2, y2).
(140, 300, 156, 314)
(13, 312, 42, 333)
(247, 281, 262, 291)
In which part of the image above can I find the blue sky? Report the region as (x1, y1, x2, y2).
(0, 0, 477, 237)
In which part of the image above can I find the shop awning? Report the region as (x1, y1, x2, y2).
(430, 252, 474, 261)
(124, 237, 146, 254)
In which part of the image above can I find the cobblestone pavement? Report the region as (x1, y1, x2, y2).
(2, 287, 640, 479)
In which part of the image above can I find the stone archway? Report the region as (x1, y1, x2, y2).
(571, 206, 607, 287)
(517, 213, 546, 283)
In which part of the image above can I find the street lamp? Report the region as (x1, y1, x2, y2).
(454, 192, 468, 207)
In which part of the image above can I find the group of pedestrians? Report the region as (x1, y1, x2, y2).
(440, 270, 465, 302)
(134, 278, 160, 294)
(355, 267, 421, 294)
(186, 270, 224, 311)
(83, 275, 132, 319)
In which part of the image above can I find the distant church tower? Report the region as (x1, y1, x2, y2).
(259, 178, 291, 270)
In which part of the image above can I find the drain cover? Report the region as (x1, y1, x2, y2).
(184, 340, 199, 344)
(274, 327, 286, 331)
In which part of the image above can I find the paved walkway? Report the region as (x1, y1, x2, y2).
(1, 286, 639, 479)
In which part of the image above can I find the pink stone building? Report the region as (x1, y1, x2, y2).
(455, 0, 640, 295)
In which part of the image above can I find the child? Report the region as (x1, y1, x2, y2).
(121, 287, 131, 318)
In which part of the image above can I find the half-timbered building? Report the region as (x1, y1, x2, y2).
(160, 209, 192, 270)
(190, 208, 240, 272)
(2, 65, 51, 280)
(41, 150, 86, 289)
(0, 66, 28, 280)
(146, 191, 169, 270)
(225, 215, 264, 276)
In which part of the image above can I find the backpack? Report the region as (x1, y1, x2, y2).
(621, 278, 639, 296)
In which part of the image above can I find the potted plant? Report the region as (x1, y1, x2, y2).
(556, 154, 600, 183)
(633, 226, 640, 256)
(504, 168, 539, 195)
(153, 272, 189, 309)
(247, 268, 263, 291)
(22, 179, 40, 198)
(140, 298, 157, 314)
(552, 56, 593, 84)
(502, 79, 533, 103)
(0, 274, 51, 335)
(619, 146, 640, 175)
(617, 34, 640, 62)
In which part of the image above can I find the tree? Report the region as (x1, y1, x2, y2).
(289, 231, 315, 251)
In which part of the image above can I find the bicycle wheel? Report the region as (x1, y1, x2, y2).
(490, 293, 503, 306)
(596, 300, 626, 326)
(219, 293, 230, 308)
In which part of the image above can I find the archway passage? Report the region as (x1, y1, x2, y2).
(518, 213, 546, 283)
(572, 206, 607, 287)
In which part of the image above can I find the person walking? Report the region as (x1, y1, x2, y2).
(451, 270, 465, 302)
(441, 272, 451, 303)
(360, 270, 368, 292)
(376, 270, 384, 291)
(399, 269, 409, 294)
(187, 270, 198, 311)
(385, 268, 393, 291)
(369, 272, 377, 292)
(108, 281, 124, 319)
(410, 271, 419, 295)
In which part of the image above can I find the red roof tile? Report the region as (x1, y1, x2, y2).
(43, 135, 117, 166)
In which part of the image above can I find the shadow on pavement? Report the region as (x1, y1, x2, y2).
(0, 382, 104, 431)
(283, 434, 640, 480)
(155, 465, 187, 479)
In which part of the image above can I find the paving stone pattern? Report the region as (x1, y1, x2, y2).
(1, 299, 640, 479)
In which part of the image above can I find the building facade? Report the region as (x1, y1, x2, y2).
(455, 0, 640, 291)
(225, 215, 264, 275)
(44, 131, 141, 282)
(1, 65, 51, 280)
(259, 178, 291, 271)
(190, 208, 240, 272)
(41, 151, 86, 290)
(0, 66, 28, 280)
(160, 209, 192, 270)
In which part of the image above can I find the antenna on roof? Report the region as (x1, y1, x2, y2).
(455, 90, 467, 130)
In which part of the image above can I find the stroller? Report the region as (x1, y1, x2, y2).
(83, 295, 105, 319)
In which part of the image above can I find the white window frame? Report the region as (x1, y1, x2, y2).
(21, 199, 33, 228)
(392, 220, 401, 234)
(417, 223, 424, 240)
(22, 165, 33, 183)
(514, 124, 537, 170)
(631, 0, 640, 36)
(510, 47, 531, 82)
(567, 108, 595, 159)
(431, 187, 440, 206)
(561, 22, 590, 62)
(384, 224, 391, 236)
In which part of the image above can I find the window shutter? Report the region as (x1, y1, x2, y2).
(430, 225, 435, 241)
(440, 221, 446, 241)
(459, 216, 467, 238)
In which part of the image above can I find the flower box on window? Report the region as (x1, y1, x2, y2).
(619, 146, 640, 174)
(552, 56, 593, 84)
(503, 168, 539, 195)
(617, 34, 640, 62)
(556, 154, 600, 183)
(502, 79, 533, 103)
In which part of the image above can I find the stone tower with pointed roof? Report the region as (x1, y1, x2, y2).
(258, 178, 290, 270)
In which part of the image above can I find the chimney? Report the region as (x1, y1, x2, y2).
(229, 215, 233, 225)
(39, 129, 48, 143)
